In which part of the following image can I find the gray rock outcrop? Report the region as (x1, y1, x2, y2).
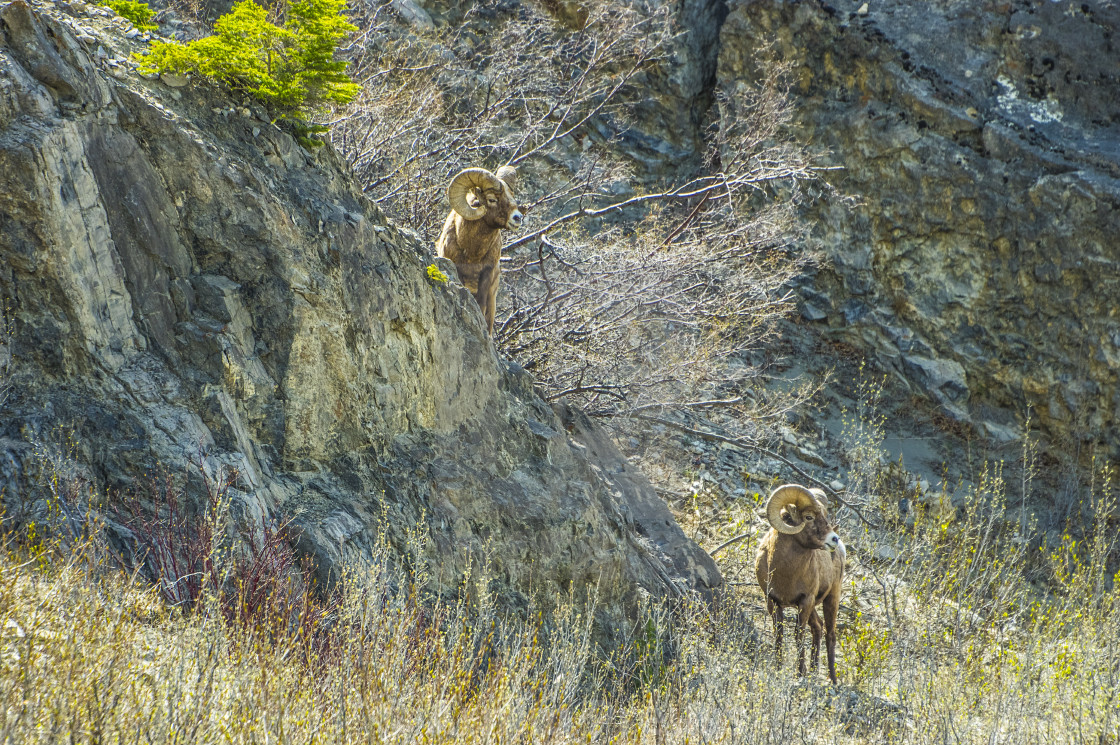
(719, 0, 1120, 454)
(0, 0, 719, 636)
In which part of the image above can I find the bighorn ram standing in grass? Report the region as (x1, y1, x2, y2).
(756, 484, 845, 684)
(436, 166, 523, 335)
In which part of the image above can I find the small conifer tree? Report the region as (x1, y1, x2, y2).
(102, 0, 158, 31)
(285, 0, 359, 108)
(138, 0, 358, 119)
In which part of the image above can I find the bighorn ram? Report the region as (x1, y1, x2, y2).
(436, 166, 523, 335)
(756, 484, 845, 684)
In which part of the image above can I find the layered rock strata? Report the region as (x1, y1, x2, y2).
(0, 0, 719, 635)
(720, 0, 1120, 454)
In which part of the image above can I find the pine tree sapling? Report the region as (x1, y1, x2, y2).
(102, 0, 158, 31)
(286, 0, 360, 109)
(138, 0, 358, 119)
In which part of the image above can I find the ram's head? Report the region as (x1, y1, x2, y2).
(763, 484, 842, 553)
(446, 166, 523, 231)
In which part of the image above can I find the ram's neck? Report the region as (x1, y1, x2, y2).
(453, 218, 502, 264)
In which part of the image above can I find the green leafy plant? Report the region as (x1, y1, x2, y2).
(426, 264, 448, 284)
(138, 0, 359, 120)
(291, 121, 328, 148)
(102, 0, 158, 31)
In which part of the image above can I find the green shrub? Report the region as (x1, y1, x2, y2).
(102, 0, 158, 31)
(138, 0, 359, 119)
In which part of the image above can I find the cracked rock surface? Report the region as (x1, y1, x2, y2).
(719, 0, 1120, 453)
(0, 0, 719, 637)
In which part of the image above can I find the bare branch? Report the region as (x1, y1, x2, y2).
(331, 1, 823, 443)
(630, 414, 882, 530)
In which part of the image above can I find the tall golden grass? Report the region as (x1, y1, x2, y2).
(1, 435, 1117, 743)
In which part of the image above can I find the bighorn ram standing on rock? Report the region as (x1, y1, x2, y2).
(756, 484, 845, 684)
(436, 166, 523, 335)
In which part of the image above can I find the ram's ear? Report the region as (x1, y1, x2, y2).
(495, 165, 517, 190)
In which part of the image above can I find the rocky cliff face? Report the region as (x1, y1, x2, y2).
(522, 0, 1120, 461)
(536, 0, 728, 166)
(718, 0, 1120, 456)
(0, 0, 718, 634)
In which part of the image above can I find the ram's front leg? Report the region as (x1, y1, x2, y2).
(824, 590, 840, 684)
(795, 602, 816, 677)
(767, 598, 784, 664)
(807, 608, 824, 678)
(477, 264, 497, 335)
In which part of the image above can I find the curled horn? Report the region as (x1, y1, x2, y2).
(495, 165, 518, 191)
(765, 484, 818, 535)
(448, 168, 501, 221)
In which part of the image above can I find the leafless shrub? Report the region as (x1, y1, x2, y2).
(4, 432, 110, 574)
(333, 0, 672, 231)
(332, 1, 822, 438)
(156, 0, 213, 39)
(112, 459, 338, 648)
(113, 467, 225, 609)
(499, 71, 819, 420)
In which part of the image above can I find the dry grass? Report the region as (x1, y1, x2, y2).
(1, 385, 1117, 743)
(2, 459, 1118, 745)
